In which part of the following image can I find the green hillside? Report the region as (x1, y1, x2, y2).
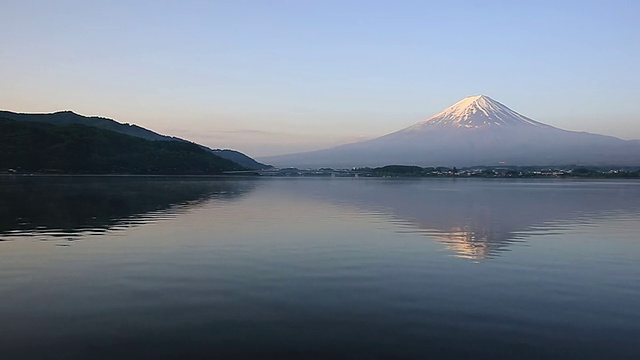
(0, 118, 245, 174)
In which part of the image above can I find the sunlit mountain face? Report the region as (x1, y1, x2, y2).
(260, 96, 640, 168)
(401, 95, 550, 129)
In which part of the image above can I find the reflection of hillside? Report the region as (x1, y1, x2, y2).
(290, 179, 640, 260)
(0, 176, 255, 238)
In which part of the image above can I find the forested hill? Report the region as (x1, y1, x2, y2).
(0, 118, 245, 175)
(0, 110, 270, 169)
(0, 110, 172, 141)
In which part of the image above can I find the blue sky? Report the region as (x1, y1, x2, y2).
(1, 0, 639, 156)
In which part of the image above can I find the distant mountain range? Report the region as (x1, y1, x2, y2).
(260, 95, 640, 168)
(0, 110, 270, 171)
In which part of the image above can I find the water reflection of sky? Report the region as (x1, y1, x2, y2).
(2, 177, 640, 359)
(2, 177, 640, 261)
(274, 179, 640, 260)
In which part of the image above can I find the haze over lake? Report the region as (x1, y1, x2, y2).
(1, 176, 639, 359)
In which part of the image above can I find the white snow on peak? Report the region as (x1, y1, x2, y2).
(409, 95, 549, 130)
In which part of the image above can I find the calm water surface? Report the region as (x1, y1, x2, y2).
(1, 176, 639, 359)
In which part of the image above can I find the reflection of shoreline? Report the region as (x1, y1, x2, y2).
(0, 177, 256, 239)
(284, 179, 640, 260)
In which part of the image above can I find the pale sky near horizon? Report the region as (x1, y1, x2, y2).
(1, 0, 639, 157)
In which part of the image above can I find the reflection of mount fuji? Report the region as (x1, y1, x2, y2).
(292, 179, 640, 260)
(0, 176, 255, 238)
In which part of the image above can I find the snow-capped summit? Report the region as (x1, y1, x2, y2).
(409, 95, 548, 130)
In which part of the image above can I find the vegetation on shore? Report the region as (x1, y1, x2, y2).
(354, 165, 640, 178)
(243, 165, 640, 178)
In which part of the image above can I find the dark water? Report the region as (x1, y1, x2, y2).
(1, 176, 639, 359)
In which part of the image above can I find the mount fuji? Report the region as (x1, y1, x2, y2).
(259, 95, 640, 168)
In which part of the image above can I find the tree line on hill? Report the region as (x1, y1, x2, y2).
(0, 118, 245, 175)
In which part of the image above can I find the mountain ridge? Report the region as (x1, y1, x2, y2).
(0, 117, 244, 174)
(259, 96, 640, 168)
(0, 110, 270, 170)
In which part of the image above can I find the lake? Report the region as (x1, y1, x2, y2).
(1, 176, 639, 359)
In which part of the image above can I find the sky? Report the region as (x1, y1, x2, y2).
(1, 0, 639, 157)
